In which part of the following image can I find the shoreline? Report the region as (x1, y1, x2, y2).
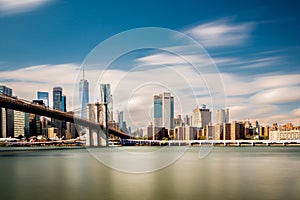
(1, 144, 300, 152)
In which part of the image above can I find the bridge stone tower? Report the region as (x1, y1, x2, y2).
(86, 102, 107, 147)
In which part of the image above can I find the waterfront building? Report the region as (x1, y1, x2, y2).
(213, 124, 223, 140)
(47, 127, 59, 139)
(147, 123, 153, 139)
(191, 105, 211, 128)
(243, 120, 255, 138)
(29, 113, 41, 137)
(37, 91, 49, 107)
(24, 113, 30, 138)
(185, 126, 198, 140)
(154, 127, 168, 140)
(204, 124, 214, 140)
(13, 110, 25, 137)
(174, 114, 183, 127)
(153, 92, 174, 130)
(184, 114, 190, 126)
(269, 129, 300, 140)
(223, 123, 231, 140)
(231, 121, 245, 140)
(66, 120, 78, 139)
(216, 108, 229, 124)
(174, 126, 185, 140)
(0, 85, 14, 138)
(174, 125, 197, 140)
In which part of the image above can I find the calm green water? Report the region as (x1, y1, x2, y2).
(0, 147, 299, 200)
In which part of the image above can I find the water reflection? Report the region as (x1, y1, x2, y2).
(0, 147, 299, 200)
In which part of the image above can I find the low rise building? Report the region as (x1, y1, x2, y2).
(269, 130, 300, 140)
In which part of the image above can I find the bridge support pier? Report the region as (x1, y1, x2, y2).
(86, 128, 107, 147)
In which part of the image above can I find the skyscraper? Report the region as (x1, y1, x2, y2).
(53, 87, 63, 111)
(153, 92, 174, 130)
(0, 85, 14, 138)
(37, 91, 49, 107)
(52, 87, 63, 136)
(100, 84, 113, 121)
(62, 95, 66, 112)
(216, 108, 229, 125)
(191, 105, 211, 128)
(79, 69, 89, 118)
(61, 95, 67, 132)
(117, 110, 124, 130)
(14, 110, 25, 137)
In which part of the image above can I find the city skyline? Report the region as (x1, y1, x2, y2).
(0, 0, 300, 129)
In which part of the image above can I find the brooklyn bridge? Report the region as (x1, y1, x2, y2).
(0, 93, 132, 146)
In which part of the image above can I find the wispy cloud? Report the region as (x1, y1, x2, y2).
(184, 18, 255, 48)
(1, 60, 299, 128)
(0, 0, 53, 16)
(0, 63, 79, 108)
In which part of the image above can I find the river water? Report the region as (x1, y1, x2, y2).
(0, 146, 299, 200)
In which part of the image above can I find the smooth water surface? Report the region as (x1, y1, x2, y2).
(0, 147, 299, 200)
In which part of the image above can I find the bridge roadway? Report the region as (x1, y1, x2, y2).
(0, 94, 131, 139)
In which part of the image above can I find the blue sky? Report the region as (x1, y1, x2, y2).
(0, 0, 300, 128)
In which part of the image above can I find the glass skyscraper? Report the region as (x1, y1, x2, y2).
(62, 95, 66, 112)
(100, 84, 113, 121)
(52, 87, 63, 136)
(117, 110, 124, 129)
(0, 86, 12, 96)
(37, 91, 49, 107)
(153, 92, 174, 130)
(79, 79, 89, 118)
(53, 87, 62, 111)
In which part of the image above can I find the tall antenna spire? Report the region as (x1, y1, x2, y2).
(83, 66, 85, 80)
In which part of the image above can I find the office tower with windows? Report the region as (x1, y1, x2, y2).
(52, 87, 63, 136)
(117, 110, 124, 130)
(53, 87, 62, 111)
(14, 110, 25, 137)
(37, 91, 49, 107)
(100, 84, 113, 121)
(153, 92, 174, 130)
(192, 105, 211, 128)
(79, 69, 89, 118)
(62, 95, 66, 112)
(216, 108, 229, 125)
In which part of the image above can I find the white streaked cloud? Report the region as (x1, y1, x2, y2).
(0, 0, 53, 16)
(184, 18, 255, 47)
(249, 86, 300, 104)
(1, 62, 300, 127)
(0, 63, 79, 108)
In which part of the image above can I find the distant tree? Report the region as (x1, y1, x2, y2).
(16, 134, 24, 140)
(198, 136, 206, 140)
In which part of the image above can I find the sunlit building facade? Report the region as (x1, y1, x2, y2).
(153, 92, 174, 130)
